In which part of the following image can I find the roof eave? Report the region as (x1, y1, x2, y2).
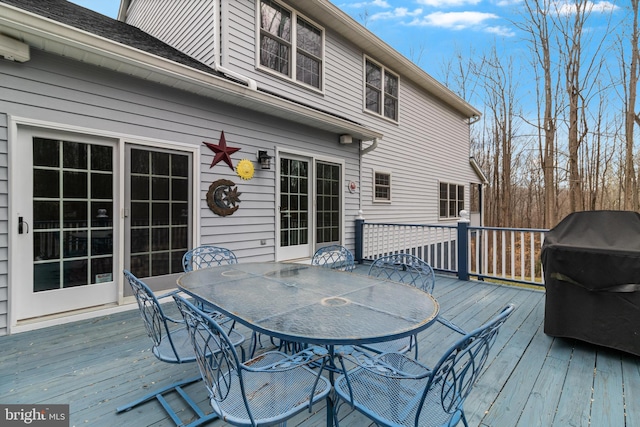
(0, 2, 383, 142)
(289, 0, 481, 119)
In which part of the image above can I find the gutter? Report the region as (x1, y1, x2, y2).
(360, 138, 378, 155)
(0, 2, 381, 141)
(213, 0, 257, 91)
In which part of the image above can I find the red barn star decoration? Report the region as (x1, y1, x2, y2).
(203, 131, 240, 170)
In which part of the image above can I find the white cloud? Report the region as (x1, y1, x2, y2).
(410, 11, 499, 29)
(416, 0, 483, 7)
(371, 7, 424, 20)
(485, 25, 517, 37)
(556, 1, 618, 15)
(494, 0, 522, 6)
(347, 0, 391, 8)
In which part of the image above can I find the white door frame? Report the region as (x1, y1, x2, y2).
(275, 147, 345, 261)
(7, 117, 201, 332)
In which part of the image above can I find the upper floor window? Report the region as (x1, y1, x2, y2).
(374, 171, 391, 202)
(365, 58, 398, 121)
(439, 182, 464, 219)
(259, 0, 323, 90)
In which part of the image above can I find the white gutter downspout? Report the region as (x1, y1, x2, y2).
(360, 138, 378, 155)
(213, 64, 258, 90)
(213, 0, 257, 91)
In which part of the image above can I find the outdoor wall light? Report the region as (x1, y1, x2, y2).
(257, 150, 272, 170)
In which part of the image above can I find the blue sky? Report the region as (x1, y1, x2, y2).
(69, 0, 623, 81)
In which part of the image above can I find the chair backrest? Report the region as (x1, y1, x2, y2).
(123, 270, 183, 362)
(417, 304, 515, 425)
(173, 295, 247, 415)
(368, 253, 435, 294)
(312, 245, 355, 272)
(182, 245, 238, 272)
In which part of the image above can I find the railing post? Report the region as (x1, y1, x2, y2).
(457, 210, 470, 281)
(355, 210, 365, 264)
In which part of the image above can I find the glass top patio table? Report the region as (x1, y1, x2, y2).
(177, 262, 439, 346)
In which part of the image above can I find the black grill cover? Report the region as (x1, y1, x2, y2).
(541, 210, 640, 356)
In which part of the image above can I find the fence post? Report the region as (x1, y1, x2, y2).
(355, 210, 365, 264)
(457, 210, 470, 281)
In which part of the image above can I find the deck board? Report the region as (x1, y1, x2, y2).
(1, 271, 639, 427)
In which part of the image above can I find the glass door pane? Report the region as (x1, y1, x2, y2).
(316, 161, 341, 246)
(128, 148, 190, 280)
(279, 156, 311, 259)
(33, 138, 114, 291)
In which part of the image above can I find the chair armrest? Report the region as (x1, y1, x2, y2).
(436, 315, 466, 335)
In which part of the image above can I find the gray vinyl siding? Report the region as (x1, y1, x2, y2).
(0, 49, 360, 278)
(123, 0, 475, 224)
(126, 0, 217, 65)
(0, 113, 7, 336)
(220, 1, 476, 224)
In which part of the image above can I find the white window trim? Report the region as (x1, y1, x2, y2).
(438, 181, 465, 219)
(373, 169, 392, 203)
(363, 56, 399, 122)
(256, 0, 325, 93)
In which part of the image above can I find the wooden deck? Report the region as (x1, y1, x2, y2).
(2, 267, 639, 427)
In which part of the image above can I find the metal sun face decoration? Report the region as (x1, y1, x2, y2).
(236, 159, 255, 180)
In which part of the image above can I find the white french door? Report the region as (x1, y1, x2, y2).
(12, 127, 118, 321)
(279, 155, 312, 260)
(278, 153, 343, 260)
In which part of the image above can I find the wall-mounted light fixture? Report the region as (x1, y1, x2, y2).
(257, 150, 272, 170)
(339, 134, 353, 144)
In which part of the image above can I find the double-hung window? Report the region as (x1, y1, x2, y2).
(374, 171, 391, 202)
(259, 0, 323, 90)
(365, 58, 399, 121)
(439, 182, 464, 219)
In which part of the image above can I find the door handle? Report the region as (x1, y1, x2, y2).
(18, 216, 29, 234)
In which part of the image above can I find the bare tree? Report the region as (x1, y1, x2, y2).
(623, 0, 640, 209)
(519, 0, 558, 228)
(480, 48, 521, 227)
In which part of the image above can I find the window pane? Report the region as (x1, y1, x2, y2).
(384, 97, 397, 120)
(385, 73, 398, 97)
(34, 138, 59, 167)
(261, 0, 291, 41)
(366, 87, 381, 113)
(366, 61, 381, 89)
(297, 18, 321, 57)
(63, 141, 87, 169)
(261, 35, 290, 75)
(34, 169, 59, 198)
(296, 52, 321, 88)
(63, 171, 87, 198)
(91, 145, 112, 171)
(131, 149, 149, 174)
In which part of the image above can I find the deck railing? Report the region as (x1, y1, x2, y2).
(355, 215, 548, 287)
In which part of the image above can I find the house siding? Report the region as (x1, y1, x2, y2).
(0, 49, 361, 332)
(0, 112, 7, 336)
(126, 0, 217, 65)
(123, 0, 477, 225)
